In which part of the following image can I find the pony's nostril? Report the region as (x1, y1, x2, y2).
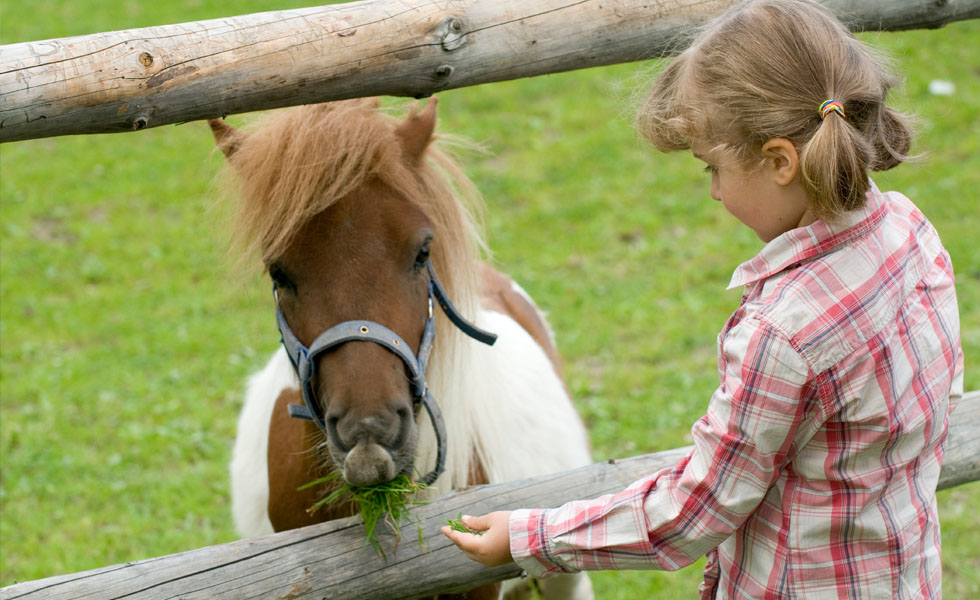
(390, 405, 413, 450)
(325, 415, 351, 453)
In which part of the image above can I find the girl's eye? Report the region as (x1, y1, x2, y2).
(703, 165, 718, 175)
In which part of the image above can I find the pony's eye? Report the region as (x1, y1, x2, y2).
(268, 263, 295, 291)
(414, 243, 431, 271)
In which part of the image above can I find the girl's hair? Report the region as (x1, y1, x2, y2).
(637, 0, 913, 221)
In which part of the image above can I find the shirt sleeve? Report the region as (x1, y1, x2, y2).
(509, 316, 816, 578)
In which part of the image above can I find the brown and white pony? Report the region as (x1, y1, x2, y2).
(210, 98, 592, 600)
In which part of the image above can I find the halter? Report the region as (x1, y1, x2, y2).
(274, 260, 497, 486)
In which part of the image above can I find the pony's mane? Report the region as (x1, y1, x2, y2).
(219, 98, 487, 296)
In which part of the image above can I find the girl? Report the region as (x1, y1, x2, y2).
(441, 1, 963, 598)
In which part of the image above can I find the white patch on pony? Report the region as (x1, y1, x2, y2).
(230, 346, 297, 538)
(415, 306, 591, 495)
(472, 309, 590, 479)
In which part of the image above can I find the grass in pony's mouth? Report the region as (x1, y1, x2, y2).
(300, 472, 428, 556)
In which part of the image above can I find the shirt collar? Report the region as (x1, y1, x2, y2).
(727, 179, 888, 290)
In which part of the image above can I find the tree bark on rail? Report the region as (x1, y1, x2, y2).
(2, 0, 979, 142)
(3, 390, 977, 600)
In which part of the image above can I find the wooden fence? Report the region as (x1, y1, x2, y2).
(2, 0, 980, 142)
(3, 390, 977, 599)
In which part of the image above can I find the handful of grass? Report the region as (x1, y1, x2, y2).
(443, 511, 485, 536)
(300, 472, 428, 556)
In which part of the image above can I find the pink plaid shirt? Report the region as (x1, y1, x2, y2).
(510, 181, 963, 599)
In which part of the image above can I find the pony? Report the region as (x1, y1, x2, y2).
(209, 97, 593, 600)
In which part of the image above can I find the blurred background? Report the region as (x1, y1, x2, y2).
(1, 1, 977, 596)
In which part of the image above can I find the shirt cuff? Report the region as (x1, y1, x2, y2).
(509, 508, 572, 579)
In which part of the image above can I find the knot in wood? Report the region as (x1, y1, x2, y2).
(138, 52, 154, 67)
(438, 16, 466, 51)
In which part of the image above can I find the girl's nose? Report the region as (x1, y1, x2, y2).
(709, 178, 721, 203)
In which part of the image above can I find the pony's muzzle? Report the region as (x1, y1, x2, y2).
(327, 408, 416, 486)
(342, 441, 398, 487)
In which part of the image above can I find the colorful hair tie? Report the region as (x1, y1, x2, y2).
(819, 99, 845, 120)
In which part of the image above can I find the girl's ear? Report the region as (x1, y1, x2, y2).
(761, 138, 799, 186)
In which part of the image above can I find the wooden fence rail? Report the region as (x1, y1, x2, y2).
(2, 0, 980, 142)
(3, 390, 977, 600)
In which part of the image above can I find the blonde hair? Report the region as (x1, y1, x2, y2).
(637, 0, 913, 221)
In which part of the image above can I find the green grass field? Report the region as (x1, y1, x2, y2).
(1, 2, 977, 596)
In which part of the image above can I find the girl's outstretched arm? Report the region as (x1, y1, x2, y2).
(441, 511, 514, 567)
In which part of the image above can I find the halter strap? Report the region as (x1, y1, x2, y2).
(427, 261, 497, 346)
(275, 259, 495, 486)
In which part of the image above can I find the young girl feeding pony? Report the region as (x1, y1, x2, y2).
(441, 1, 964, 597)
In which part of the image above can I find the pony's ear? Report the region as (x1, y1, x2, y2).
(208, 118, 245, 159)
(394, 97, 437, 163)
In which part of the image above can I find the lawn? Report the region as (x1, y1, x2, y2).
(1, 1, 977, 597)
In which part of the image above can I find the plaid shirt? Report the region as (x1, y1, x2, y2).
(510, 180, 963, 599)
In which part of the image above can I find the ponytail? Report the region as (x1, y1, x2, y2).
(800, 78, 913, 221)
(799, 105, 873, 220)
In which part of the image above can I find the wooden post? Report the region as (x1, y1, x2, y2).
(3, 390, 977, 600)
(2, 0, 979, 143)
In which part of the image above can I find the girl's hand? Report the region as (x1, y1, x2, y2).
(441, 511, 514, 567)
